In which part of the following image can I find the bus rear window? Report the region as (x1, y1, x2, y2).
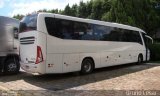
(19, 14, 37, 33)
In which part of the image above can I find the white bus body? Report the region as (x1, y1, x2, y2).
(19, 13, 152, 74)
(0, 16, 20, 74)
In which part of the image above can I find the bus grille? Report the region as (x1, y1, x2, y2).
(20, 37, 35, 44)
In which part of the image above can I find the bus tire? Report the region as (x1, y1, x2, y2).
(81, 58, 94, 74)
(4, 58, 20, 75)
(137, 54, 143, 64)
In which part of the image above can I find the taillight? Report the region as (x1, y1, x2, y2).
(35, 46, 43, 64)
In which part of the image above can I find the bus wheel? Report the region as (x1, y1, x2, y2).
(137, 54, 143, 64)
(4, 58, 20, 74)
(81, 58, 94, 74)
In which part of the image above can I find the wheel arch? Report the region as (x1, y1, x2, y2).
(139, 53, 143, 61)
(82, 57, 95, 69)
(138, 53, 145, 62)
(5, 54, 20, 62)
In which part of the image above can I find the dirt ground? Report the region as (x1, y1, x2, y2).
(0, 63, 160, 96)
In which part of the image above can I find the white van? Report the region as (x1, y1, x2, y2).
(19, 13, 153, 74)
(0, 16, 20, 74)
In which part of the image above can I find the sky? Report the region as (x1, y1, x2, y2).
(0, 0, 89, 17)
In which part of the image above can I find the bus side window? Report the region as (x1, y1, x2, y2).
(74, 22, 88, 40)
(45, 17, 55, 36)
(132, 31, 143, 44)
(93, 25, 115, 41)
(59, 19, 73, 39)
(122, 29, 142, 44)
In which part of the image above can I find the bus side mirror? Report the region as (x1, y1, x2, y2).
(145, 35, 153, 44)
(13, 27, 19, 39)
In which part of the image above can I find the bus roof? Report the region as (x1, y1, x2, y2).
(37, 13, 146, 34)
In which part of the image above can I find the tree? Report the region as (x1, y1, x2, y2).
(48, 9, 59, 14)
(13, 14, 24, 20)
(12, 0, 160, 38)
(70, 4, 78, 17)
(77, 1, 87, 18)
(104, 0, 160, 36)
(89, 0, 111, 20)
(63, 4, 72, 15)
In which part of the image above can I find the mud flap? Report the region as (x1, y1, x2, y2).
(0, 57, 5, 73)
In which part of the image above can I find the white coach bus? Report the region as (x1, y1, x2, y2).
(19, 13, 152, 74)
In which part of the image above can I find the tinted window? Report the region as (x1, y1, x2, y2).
(108, 28, 122, 41)
(45, 17, 142, 43)
(132, 31, 142, 44)
(45, 17, 95, 40)
(45, 17, 74, 39)
(45, 17, 57, 37)
(77, 23, 94, 40)
(122, 29, 142, 44)
(93, 25, 109, 41)
(19, 14, 37, 33)
(93, 25, 122, 41)
(57, 19, 73, 39)
(74, 22, 89, 40)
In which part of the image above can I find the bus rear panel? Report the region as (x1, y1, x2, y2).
(19, 14, 46, 74)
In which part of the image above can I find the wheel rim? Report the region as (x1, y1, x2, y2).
(7, 63, 17, 72)
(84, 62, 91, 72)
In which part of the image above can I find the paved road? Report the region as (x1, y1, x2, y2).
(0, 63, 160, 96)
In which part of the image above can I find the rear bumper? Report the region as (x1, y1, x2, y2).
(20, 63, 45, 74)
(21, 63, 38, 73)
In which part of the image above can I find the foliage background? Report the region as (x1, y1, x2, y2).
(13, 0, 160, 38)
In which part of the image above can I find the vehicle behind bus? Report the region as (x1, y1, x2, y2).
(0, 16, 20, 74)
(19, 13, 153, 75)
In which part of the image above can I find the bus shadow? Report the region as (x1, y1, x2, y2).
(23, 63, 159, 91)
(0, 63, 159, 91)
